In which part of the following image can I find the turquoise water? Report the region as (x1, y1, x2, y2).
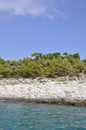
(0, 101, 86, 130)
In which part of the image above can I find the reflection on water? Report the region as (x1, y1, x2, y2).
(0, 101, 86, 130)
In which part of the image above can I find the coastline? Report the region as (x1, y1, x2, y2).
(0, 77, 86, 106)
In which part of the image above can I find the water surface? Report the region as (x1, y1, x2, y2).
(0, 101, 86, 130)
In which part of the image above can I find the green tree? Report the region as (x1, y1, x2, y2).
(73, 53, 80, 60)
(63, 52, 68, 58)
(31, 52, 43, 60)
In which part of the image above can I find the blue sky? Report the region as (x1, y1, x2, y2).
(0, 0, 86, 60)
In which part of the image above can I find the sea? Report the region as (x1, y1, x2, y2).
(0, 101, 86, 130)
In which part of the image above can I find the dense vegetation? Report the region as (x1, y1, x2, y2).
(0, 52, 86, 78)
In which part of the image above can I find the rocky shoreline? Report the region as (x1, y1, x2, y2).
(0, 76, 86, 106)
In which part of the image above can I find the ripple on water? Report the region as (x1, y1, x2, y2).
(0, 101, 86, 130)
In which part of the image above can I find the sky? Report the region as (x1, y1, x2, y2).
(0, 0, 86, 60)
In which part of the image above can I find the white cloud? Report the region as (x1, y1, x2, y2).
(0, 0, 82, 20)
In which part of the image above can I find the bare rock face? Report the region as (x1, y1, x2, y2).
(0, 77, 86, 106)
